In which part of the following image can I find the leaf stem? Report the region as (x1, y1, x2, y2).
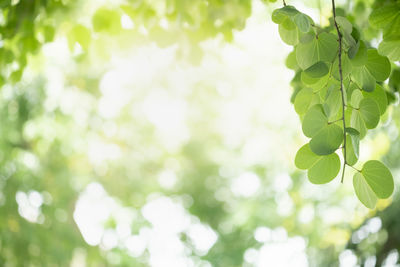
(344, 104, 359, 110)
(332, 0, 347, 183)
(328, 118, 343, 124)
(348, 164, 361, 172)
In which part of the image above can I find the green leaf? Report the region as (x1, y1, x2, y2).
(272, 5, 299, 24)
(323, 86, 341, 119)
(346, 127, 360, 159)
(300, 32, 314, 43)
(351, 49, 391, 91)
(350, 89, 363, 108)
(286, 50, 299, 70)
(369, 3, 400, 29)
(295, 143, 320, 169)
(294, 88, 315, 114)
(294, 13, 310, 33)
(382, 13, 400, 39)
(363, 84, 387, 115)
(351, 66, 375, 92)
(365, 49, 391, 82)
(309, 124, 343, 155)
(279, 18, 299, 45)
(296, 32, 338, 70)
(332, 52, 352, 80)
(302, 105, 327, 138)
(343, 30, 356, 48)
(359, 98, 380, 129)
(350, 110, 367, 139)
(308, 153, 340, 184)
(378, 38, 400, 62)
(345, 132, 359, 166)
(304, 61, 329, 78)
(308, 74, 330, 92)
(353, 172, 377, 209)
(349, 41, 367, 66)
(336, 16, 353, 35)
(361, 160, 394, 199)
(389, 69, 400, 92)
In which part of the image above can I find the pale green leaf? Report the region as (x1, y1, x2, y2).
(308, 153, 340, 184)
(353, 172, 377, 209)
(351, 66, 375, 92)
(361, 160, 394, 199)
(279, 18, 299, 45)
(350, 110, 367, 139)
(359, 98, 380, 129)
(295, 143, 320, 170)
(362, 84, 388, 115)
(296, 32, 338, 70)
(294, 88, 315, 115)
(304, 61, 329, 78)
(309, 124, 343, 155)
(365, 49, 391, 82)
(349, 41, 367, 66)
(302, 105, 327, 137)
(294, 13, 310, 33)
(350, 89, 363, 108)
(378, 38, 400, 62)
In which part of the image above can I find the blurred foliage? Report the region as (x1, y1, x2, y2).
(0, 0, 399, 266)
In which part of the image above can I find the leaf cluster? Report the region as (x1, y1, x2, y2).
(273, 4, 394, 208)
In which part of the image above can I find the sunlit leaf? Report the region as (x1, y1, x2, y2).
(363, 84, 388, 115)
(294, 13, 310, 33)
(359, 98, 380, 129)
(309, 124, 343, 155)
(296, 32, 338, 70)
(304, 61, 329, 78)
(353, 172, 377, 209)
(361, 160, 394, 199)
(308, 153, 340, 184)
(302, 104, 327, 137)
(295, 143, 320, 169)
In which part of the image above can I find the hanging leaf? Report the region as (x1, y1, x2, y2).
(362, 84, 388, 115)
(365, 49, 391, 82)
(294, 13, 311, 33)
(309, 124, 343, 155)
(350, 110, 367, 139)
(349, 41, 367, 65)
(378, 38, 400, 62)
(304, 61, 329, 78)
(353, 172, 378, 209)
(359, 98, 380, 129)
(361, 160, 394, 198)
(302, 105, 328, 137)
(279, 18, 299, 45)
(308, 153, 340, 184)
(296, 32, 338, 70)
(295, 143, 320, 169)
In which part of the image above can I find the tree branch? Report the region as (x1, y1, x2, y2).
(283, 0, 287, 6)
(331, 0, 347, 183)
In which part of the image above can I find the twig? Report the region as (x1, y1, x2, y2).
(332, 0, 347, 183)
(283, 0, 287, 6)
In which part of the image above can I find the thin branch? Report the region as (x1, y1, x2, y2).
(332, 0, 347, 183)
(283, 0, 287, 6)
